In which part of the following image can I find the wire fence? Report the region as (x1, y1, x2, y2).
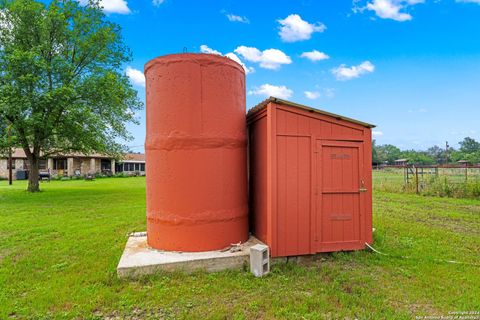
(373, 165, 480, 198)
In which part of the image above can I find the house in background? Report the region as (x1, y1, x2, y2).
(115, 153, 146, 175)
(0, 148, 145, 180)
(394, 158, 409, 166)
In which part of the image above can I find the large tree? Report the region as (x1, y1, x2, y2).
(427, 145, 447, 164)
(0, 0, 142, 192)
(376, 144, 402, 164)
(459, 137, 480, 154)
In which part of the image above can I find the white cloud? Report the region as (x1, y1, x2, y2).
(126, 67, 145, 87)
(332, 61, 375, 81)
(200, 45, 254, 74)
(277, 14, 326, 42)
(249, 84, 293, 100)
(304, 91, 321, 100)
(152, 0, 164, 6)
(373, 130, 384, 137)
(366, 0, 424, 21)
(200, 45, 222, 55)
(300, 50, 330, 62)
(79, 0, 131, 14)
(226, 14, 249, 23)
(234, 46, 292, 70)
(224, 52, 255, 74)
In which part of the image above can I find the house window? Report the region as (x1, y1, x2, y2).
(7, 160, 15, 170)
(140, 163, 145, 171)
(38, 159, 47, 170)
(53, 158, 67, 170)
(135, 163, 140, 171)
(123, 162, 137, 172)
(101, 159, 111, 171)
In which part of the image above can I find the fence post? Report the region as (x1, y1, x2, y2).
(415, 167, 419, 194)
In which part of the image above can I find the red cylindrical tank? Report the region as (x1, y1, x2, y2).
(144, 53, 248, 252)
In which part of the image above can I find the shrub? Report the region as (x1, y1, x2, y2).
(113, 172, 129, 178)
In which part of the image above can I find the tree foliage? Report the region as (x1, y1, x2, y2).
(426, 145, 447, 164)
(0, 0, 142, 191)
(372, 137, 480, 165)
(374, 144, 402, 164)
(453, 137, 480, 164)
(459, 137, 480, 154)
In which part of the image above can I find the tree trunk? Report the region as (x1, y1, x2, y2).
(27, 154, 40, 193)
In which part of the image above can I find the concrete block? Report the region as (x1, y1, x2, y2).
(117, 234, 264, 279)
(249, 244, 270, 277)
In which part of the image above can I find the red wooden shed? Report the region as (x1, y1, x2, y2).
(247, 97, 375, 258)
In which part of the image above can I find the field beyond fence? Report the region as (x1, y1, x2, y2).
(374, 166, 480, 198)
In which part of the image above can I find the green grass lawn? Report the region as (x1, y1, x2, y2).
(1, 177, 479, 319)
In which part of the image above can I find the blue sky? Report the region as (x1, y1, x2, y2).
(95, 0, 480, 152)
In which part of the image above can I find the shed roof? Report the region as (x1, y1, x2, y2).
(247, 97, 376, 128)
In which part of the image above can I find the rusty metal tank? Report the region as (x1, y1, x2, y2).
(144, 53, 248, 252)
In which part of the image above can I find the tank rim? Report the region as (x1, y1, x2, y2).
(144, 53, 245, 74)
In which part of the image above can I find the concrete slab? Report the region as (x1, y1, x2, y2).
(117, 234, 264, 279)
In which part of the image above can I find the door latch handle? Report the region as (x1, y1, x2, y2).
(359, 180, 367, 192)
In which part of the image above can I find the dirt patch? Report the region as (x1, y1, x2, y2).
(0, 248, 11, 263)
(459, 205, 480, 214)
(409, 303, 442, 317)
(91, 308, 175, 320)
(412, 214, 480, 236)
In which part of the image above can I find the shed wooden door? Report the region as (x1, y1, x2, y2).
(315, 140, 365, 252)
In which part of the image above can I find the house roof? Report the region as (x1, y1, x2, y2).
(247, 97, 376, 128)
(11, 148, 27, 158)
(122, 153, 146, 162)
(4, 148, 144, 161)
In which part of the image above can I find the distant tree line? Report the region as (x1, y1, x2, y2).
(373, 137, 480, 165)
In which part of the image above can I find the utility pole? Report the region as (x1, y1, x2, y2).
(445, 141, 449, 165)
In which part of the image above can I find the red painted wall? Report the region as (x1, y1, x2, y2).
(248, 110, 268, 244)
(248, 101, 373, 257)
(145, 54, 248, 252)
